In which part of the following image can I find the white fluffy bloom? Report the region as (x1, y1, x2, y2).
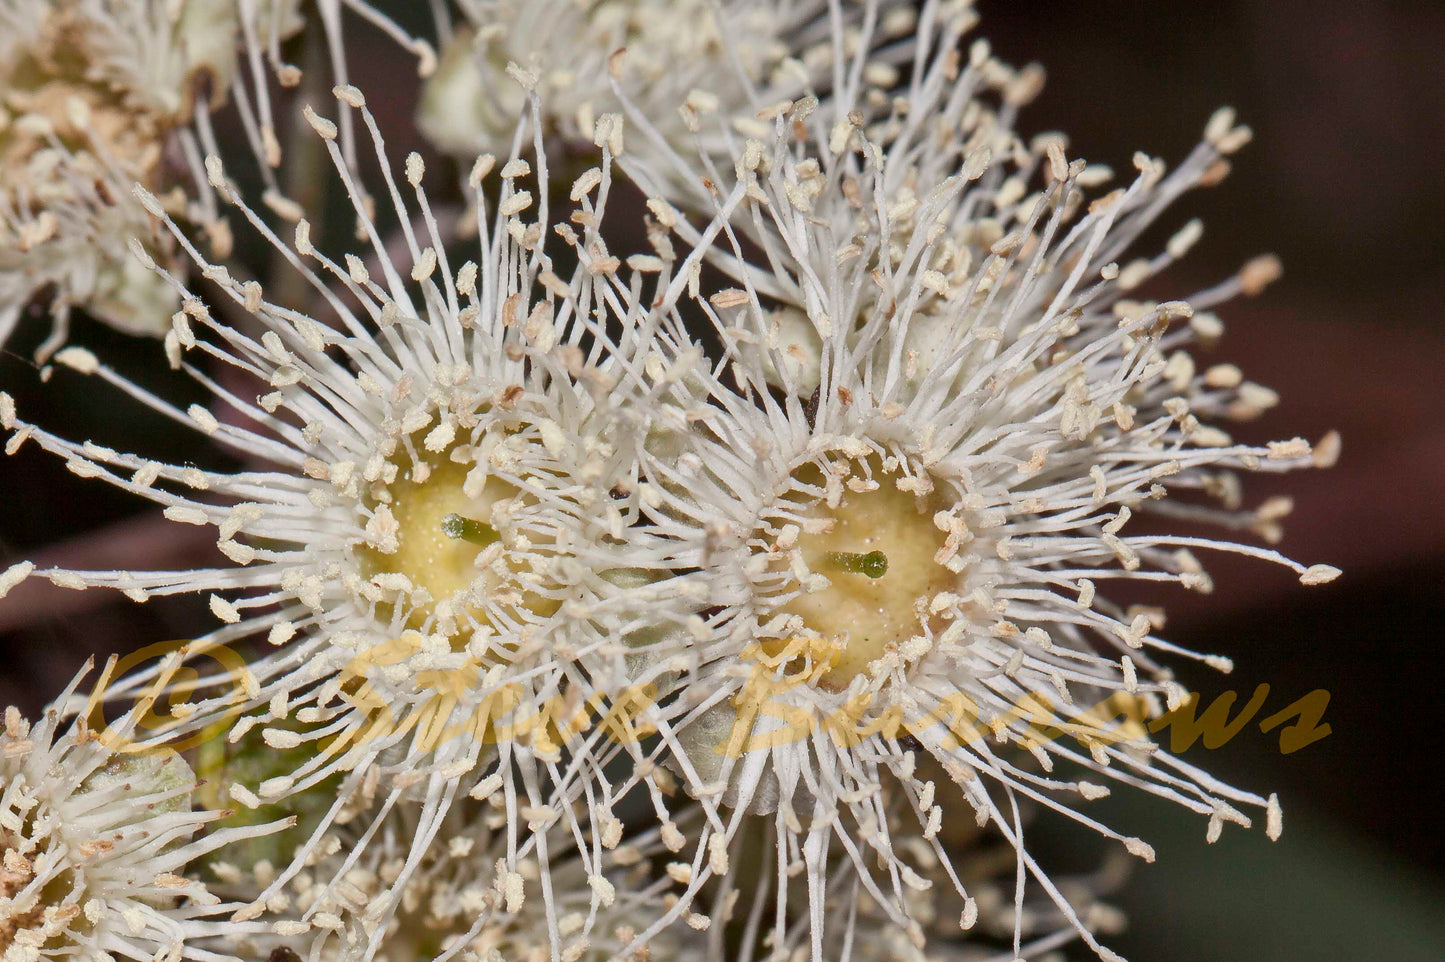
(590, 5, 1339, 959)
(418, 0, 923, 164)
(0, 6, 1345, 962)
(0, 0, 436, 356)
(0, 0, 245, 353)
(0, 667, 283, 962)
(1, 80, 715, 953)
(204, 783, 689, 962)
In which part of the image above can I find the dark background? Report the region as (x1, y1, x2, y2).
(1, 2, 1441, 959)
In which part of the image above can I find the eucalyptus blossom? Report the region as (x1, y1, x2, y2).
(1, 666, 283, 962)
(0, 79, 705, 954)
(0, 0, 434, 356)
(589, 5, 1339, 958)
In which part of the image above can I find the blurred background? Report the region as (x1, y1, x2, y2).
(1, 1, 1441, 959)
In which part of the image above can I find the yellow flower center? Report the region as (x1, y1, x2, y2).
(769, 462, 956, 690)
(358, 458, 556, 646)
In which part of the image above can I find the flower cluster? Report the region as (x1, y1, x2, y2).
(0, 0, 433, 357)
(0, 3, 1339, 962)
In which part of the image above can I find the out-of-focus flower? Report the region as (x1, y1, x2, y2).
(0, 0, 436, 357)
(203, 781, 689, 962)
(418, 0, 923, 169)
(597, 6, 1341, 958)
(0, 666, 283, 962)
(0, 0, 244, 355)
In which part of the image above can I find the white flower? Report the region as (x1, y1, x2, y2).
(202, 777, 688, 962)
(0, 0, 242, 354)
(0, 666, 282, 962)
(0, 0, 242, 118)
(596, 7, 1340, 958)
(417, 0, 923, 165)
(0, 7, 1347, 962)
(1, 82, 711, 947)
(0, 0, 436, 357)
